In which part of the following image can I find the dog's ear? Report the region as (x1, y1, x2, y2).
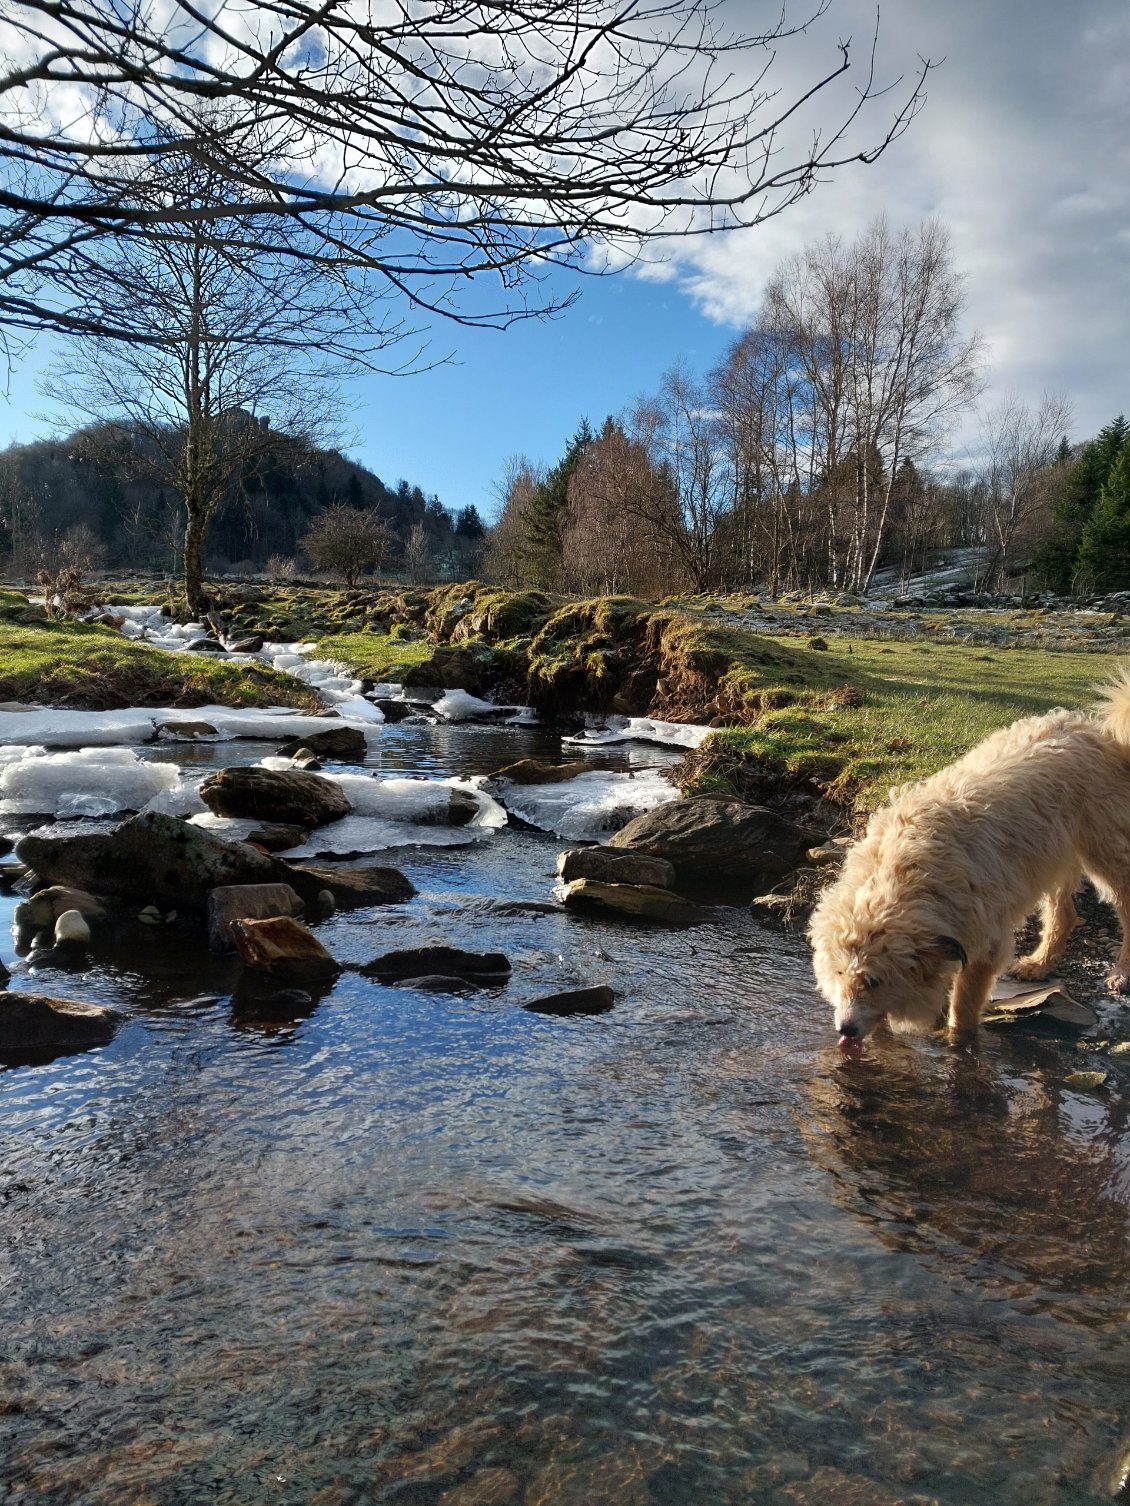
(932, 934, 968, 969)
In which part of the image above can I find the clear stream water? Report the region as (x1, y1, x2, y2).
(2, 723, 1130, 1505)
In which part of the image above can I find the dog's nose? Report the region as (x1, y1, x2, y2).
(837, 1019, 861, 1038)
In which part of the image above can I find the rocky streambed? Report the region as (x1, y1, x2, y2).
(4, 660, 1130, 1502)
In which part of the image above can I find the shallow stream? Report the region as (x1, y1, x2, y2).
(2, 721, 1130, 1504)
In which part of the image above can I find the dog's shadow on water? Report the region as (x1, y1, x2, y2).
(801, 1037, 1130, 1323)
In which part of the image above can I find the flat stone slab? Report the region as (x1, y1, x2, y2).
(561, 878, 706, 926)
(208, 882, 305, 953)
(982, 982, 1098, 1032)
(556, 847, 676, 889)
(282, 863, 416, 909)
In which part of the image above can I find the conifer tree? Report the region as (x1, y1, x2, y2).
(1032, 415, 1128, 592)
(520, 421, 594, 588)
(1074, 439, 1130, 592)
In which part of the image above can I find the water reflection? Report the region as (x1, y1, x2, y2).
(2, 727, 1130, 1504)
(803, 1038, 1130, 1325)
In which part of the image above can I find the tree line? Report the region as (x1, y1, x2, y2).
(0, 425, 487, 587)
(489, 218, 1127, 599)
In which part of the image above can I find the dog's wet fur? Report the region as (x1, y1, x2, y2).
(809, 673, 1130, 1045)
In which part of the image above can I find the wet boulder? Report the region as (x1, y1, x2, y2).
(561, 879, 706, 926)
(281, 863, 416, 910)
(245, 823, 308, 852)
(14, 886, 108, 933)
(276, 726, 368, 763)
(361, 945, 511, 987)
(523, 985, 616, 1017)
(0, 993, 121, 1054)
(16, 810, 280, 914)
(199, 766, 351, 829)
(556, 847, 675, 889)
(607, 797, 818, 897)
(230, 915, 342, 983)
(208, 882, 305, 952)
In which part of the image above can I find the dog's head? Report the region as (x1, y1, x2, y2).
(808, 900, 966, 1048)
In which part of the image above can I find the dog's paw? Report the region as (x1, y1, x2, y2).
(1009, 956, 1051, 981)
(1106, 970, 1130, 995)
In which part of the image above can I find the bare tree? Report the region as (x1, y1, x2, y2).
(484, 457, 545, 587)
(631, 365, 727, 590)
(0, 1, 931, 345)
(41, 144, 383, 613)
(561, 419, 679, 596)
(402, 523, 434, 585)
(302, 504, 394, 587)
(977, 393, 1074, 588)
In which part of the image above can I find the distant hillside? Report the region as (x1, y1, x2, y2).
(0, 423, 486, 580)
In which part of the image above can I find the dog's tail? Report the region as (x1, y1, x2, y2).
(1097, 667, 1130, 744)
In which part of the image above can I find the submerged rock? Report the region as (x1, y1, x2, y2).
(561, 878, 706, 925)
(0, 993, 121, 1053)
(523, 985, 616, 1016)
(608, 797, 817, 896)
(362, 945, 512, 986)
(199, 767, 351, 829)
(207, 882, 305, 953)
(230, 915, 342, 982)
(491, 758, 582, 785)
(556, 847, 675, 889)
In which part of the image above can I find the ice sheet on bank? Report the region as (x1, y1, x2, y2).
(334, 773, 506, 828)
(189, 774, 506, 855)
(563, 716, 711, 751)
(494, 767, 676, 839)
(0, 704, 383, 748)
(0, 746, 180, 816)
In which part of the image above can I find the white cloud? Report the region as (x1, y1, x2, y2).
(636, 0, 1130, 443)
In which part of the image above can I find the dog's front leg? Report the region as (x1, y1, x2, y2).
(947, 959, 999, 1036)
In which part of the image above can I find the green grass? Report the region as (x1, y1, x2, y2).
(690, 636, 1126, 809)
(0, 607, 319, 710)
(315, 631, 438, 682)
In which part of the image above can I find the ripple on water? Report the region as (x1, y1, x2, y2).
(1, 734, 1130, 1504)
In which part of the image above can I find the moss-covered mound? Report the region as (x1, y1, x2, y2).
(0, 594, 319, 710)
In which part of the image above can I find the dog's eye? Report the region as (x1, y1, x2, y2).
(860, 975, 881, 990)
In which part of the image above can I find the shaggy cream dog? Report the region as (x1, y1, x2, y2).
(809, 674, 1130, 1049)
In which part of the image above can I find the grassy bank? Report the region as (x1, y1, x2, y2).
(0, 594, 319, 710)
(105, 578, 1129, 813)
(301, 582, 1126, 814)
(682, 636, 1122, 811)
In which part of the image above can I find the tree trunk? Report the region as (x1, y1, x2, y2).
(183, 509, 209, 617)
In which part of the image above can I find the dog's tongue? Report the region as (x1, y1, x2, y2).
(838, 1034, 865, 1056)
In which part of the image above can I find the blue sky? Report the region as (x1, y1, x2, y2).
(3, 0, 1127, 522)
